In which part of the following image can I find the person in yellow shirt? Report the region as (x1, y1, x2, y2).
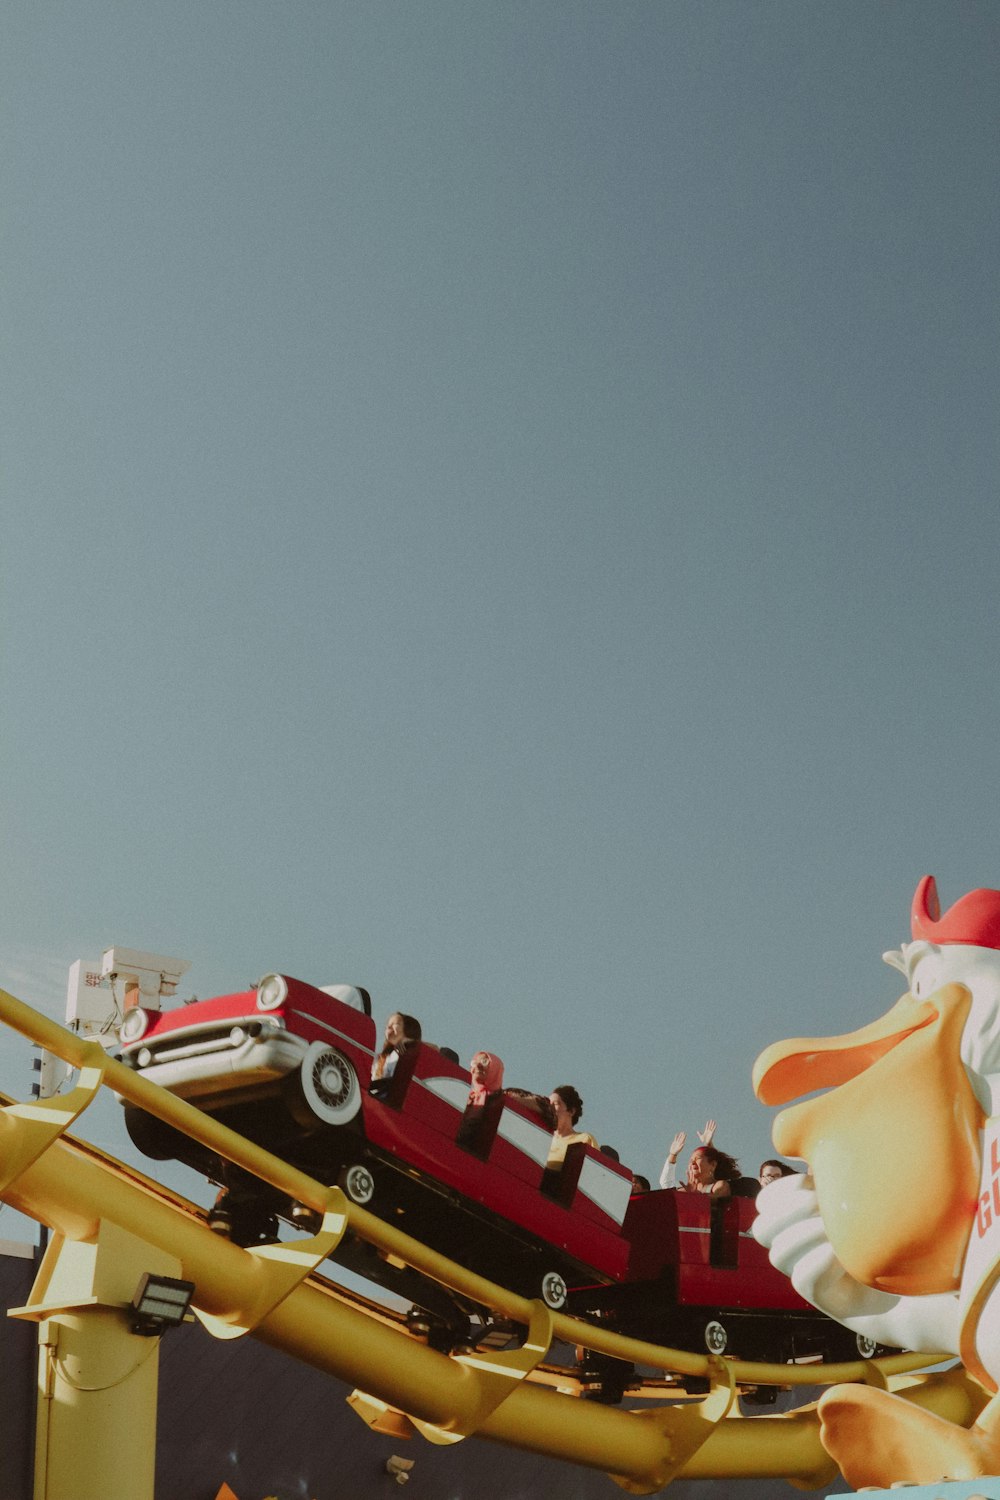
(546, 1084, 598, 1168)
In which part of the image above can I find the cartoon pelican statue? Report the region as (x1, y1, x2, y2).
(753, 876, 1000, 1486)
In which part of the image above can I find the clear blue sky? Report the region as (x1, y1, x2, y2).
(1, 3, 998, 1211)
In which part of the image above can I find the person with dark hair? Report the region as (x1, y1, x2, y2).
(371, 1012, 421, 1087)
(630, 1174, 651, 1195)
(659, 1122, 741, 1198)
(759, 1158, 797, 1187)
(546, 1084, 598, 1168)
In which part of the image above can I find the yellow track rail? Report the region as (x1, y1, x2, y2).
(0, 987, 985, 1493)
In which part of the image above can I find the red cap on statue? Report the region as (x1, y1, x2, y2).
(911, 875, 1000, 950)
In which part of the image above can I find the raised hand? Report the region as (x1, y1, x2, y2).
(697, 1119, 716, 1146)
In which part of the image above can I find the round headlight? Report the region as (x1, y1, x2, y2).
(120, 1008, 151, 1044)
(256, 974, 288, 1012)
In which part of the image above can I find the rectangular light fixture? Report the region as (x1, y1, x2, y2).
(130, 1273, 195, 1336)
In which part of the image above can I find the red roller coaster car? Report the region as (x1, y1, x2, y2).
(117, 972, 878, 1390)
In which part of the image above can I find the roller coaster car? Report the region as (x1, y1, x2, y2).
(117, 973, 878, 1368)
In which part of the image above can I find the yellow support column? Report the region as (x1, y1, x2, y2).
(11, 1220, 183, 1500)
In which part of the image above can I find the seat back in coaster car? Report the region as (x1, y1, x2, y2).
(621, 1188, 681, 1283)
(547, 1142, 634, 1231)
(670, 1193, 740, 1270)
(372, 1041, 423, 1107)
(455, 1093, 506, 1157)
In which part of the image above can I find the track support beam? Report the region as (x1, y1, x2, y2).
(11, 1220, 182, 1500)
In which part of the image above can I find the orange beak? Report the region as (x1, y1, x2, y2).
(752, 993, 938, 1106)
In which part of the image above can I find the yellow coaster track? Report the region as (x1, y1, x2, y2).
(0, 987, 984, 1499)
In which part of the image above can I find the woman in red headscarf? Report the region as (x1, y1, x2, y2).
(457, 1051, 505, 1153)
(467, 1050, 504, 1106)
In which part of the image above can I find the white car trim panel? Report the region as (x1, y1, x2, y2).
(496, 1108, 551, 1167)
(421, 1076, 470, 1111)
(576, 1157, 631, 1225)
